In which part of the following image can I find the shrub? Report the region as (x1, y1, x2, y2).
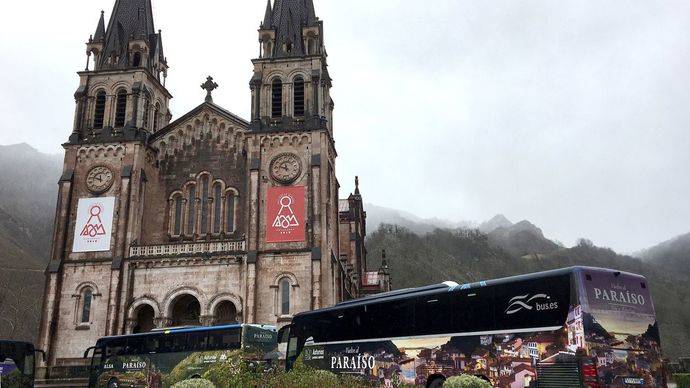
(675, 373, 690, 388)
(171, 379, 216, 388)
(443, 374, 493, 388)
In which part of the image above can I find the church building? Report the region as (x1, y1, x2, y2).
(37, 0, 390, 368)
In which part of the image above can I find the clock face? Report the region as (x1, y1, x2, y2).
(86, 166, 114, 194)
(270, 153, 302, 184)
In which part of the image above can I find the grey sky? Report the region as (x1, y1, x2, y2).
(1, 0, 689, 252)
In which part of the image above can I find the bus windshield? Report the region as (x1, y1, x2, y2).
(88, 324, 277, 388)
(0, 341, 36, 388)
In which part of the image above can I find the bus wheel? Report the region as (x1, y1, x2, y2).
(427, 375, 445, 388)
(107, 378, 120, 388)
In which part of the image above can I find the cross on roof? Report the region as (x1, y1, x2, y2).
(201, 76, 219, 103)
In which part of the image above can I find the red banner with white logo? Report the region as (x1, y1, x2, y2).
(266, 186, 306, 243)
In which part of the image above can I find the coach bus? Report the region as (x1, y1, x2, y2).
(0, 341, 43, 388)
(86, 324, 278, 388)
(281, 267, 666, 387)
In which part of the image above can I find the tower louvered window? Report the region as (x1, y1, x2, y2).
(187, 186, 196, 235)
(142, 99, 150, 129)
(294, 76, 305, 117)
(93, 91, 106, 129)
(153, 103, 160, 132)
(226, 192, 236, 233)
(200, 177, 210, 235)
(272, 79, 283, 118)
(114, 89, 127, 127)
(173, 194, 183, 236)
(213, 184, 222, 234)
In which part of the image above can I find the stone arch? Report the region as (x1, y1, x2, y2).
(207, 293, 243, 325)
(126, 297, 160, 334)
(163, 286, 207, 317)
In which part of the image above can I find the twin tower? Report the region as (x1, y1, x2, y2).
(38, 0, 390, 369)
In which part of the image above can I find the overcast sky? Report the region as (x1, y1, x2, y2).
(1, 0, 689, 253)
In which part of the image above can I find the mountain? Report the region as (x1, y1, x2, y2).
(636, 233, 690, 278)
(365, 203, 472, 235)
(487, 220, 561, 258)
(366, 225, 690, 360)
(479, 214, 513, 233)
(0, 143, 61, 342)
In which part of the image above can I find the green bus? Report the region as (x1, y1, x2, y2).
(86, 324, 278, 388)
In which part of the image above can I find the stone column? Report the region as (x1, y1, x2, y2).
(246, 152, 261, 323)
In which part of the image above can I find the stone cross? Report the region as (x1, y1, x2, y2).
(201, 76, 219, 103)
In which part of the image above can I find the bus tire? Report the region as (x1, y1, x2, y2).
(427, 375, 445, 388)
(107, 377, 120, 388)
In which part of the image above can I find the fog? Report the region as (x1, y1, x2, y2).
(1, 0, 689, 252)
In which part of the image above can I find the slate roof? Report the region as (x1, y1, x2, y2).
(97, 0, 163, 70)
(263, 0, 319, 58)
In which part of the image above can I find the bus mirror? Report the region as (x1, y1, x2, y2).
(277, 325, 291, 344)
(83, 346, 95, 359)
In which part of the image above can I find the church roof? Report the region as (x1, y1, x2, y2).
(150, 101, 249, 142)
(264, 0, 319, 58)
(98, 0, 162, 69)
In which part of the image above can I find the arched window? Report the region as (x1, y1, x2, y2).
(132, 52, 142, 67)
(225, 190, 236, 233)
(93, 90, 106, 129)
(213, 183, 222, 234)
(280, 278, 291, 315)
(271, 79, 282, 118)
(153, 103, 160, 132)
(294, 76, 305, 117)
(81, 288, 93, 323)
(172, 194, 184, 236)
(114, 89, 127, 127)
(200, 176, 210, 235)
(187, 185, 196, 235)
(142, 98, 150, 129)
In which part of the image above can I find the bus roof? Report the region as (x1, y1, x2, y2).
(294, 266, 645, 318)
(95, 323, 275, 342)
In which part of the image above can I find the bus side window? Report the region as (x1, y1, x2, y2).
(452, 288, 495, 333)
(415, 293, 453, 336)
(366, 299, 415, 340)
(208, 329, 241, 350)
(105, 338, 127, 357)
(125, 337, 145, 355)
(187, 331, 208, 351)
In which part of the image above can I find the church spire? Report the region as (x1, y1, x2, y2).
(97, 0, 161, 70)
(262, 0, 273, 28)
(263, 0, 321, 58)
(93, 11, 106, 42)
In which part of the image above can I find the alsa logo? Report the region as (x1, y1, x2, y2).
(505, 294, 558, 315)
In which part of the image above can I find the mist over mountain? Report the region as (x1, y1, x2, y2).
(636, 233, 690, 278)
(0, 143, 60, 342)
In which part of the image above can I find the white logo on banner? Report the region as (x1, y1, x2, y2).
(73, 197, 115, 252)
(272, 195, 300, 229)
(505, 294, 558, 315)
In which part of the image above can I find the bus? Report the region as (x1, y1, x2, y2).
(0, 341, 43, 388)
(281, 267, 666, 387)
(86, 324, 278, 388)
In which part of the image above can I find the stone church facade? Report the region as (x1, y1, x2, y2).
(38, 0, 390, 367)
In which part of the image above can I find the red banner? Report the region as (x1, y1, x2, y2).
(266, 186, 306, 243)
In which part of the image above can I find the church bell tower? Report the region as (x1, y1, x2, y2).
(243, 0, 341, 324)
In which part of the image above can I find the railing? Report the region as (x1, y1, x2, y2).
(130, 240, 246, 258)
